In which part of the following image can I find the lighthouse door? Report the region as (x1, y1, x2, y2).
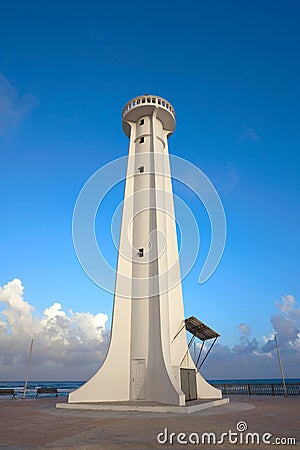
(131, 359, 146, 400)
(180, 368, 197, 401)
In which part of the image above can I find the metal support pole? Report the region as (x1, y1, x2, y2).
(196, 340, 205, 369)
(23, 339, 33, 399)
(199, 337, 218, 369)
(171, 322, 185, 343)
(188, 335, 195, 349)
(274, 334, 287, 397)
(180, 335, 195, 366)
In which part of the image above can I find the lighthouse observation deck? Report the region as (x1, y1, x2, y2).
(122, 94, 176, 137)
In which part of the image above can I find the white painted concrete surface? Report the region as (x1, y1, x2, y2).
(68, 95, 221, 406)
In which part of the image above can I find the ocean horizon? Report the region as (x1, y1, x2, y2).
(1, 379, 299, 399)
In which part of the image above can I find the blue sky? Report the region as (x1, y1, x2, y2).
(0, 1, 299, 380)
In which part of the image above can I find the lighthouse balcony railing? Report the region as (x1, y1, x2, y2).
(122, 95, 175, 119)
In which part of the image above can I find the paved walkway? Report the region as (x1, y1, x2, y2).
(0, 396, 299, 449)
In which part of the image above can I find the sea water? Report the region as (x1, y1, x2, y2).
(1, 379, 299, 398)
(0, 381, 84, 398)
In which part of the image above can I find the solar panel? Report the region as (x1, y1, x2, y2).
(185, 316, 220, 341)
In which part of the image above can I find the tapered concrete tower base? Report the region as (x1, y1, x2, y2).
(68, 95, 221, 407)
(59, 398, 229, 414)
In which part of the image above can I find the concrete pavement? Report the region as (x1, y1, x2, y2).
(0, 396, 299, 449)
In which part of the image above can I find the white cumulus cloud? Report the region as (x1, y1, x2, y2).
(0, 75, 39, 138)
(0, 279, 109, 380)
(275, 294, 297, 314)
(239, 126, 261, 143)
(238, 323, 252, 337)
(1, 279, 300, 381)
(201, 295, 300, 379)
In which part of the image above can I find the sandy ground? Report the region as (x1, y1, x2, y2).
(0, 396, 299, 449)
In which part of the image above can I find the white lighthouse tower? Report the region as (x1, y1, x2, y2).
(68, 95, 221, 406)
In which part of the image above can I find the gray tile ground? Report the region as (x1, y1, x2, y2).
(0, 396, 299, 449)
